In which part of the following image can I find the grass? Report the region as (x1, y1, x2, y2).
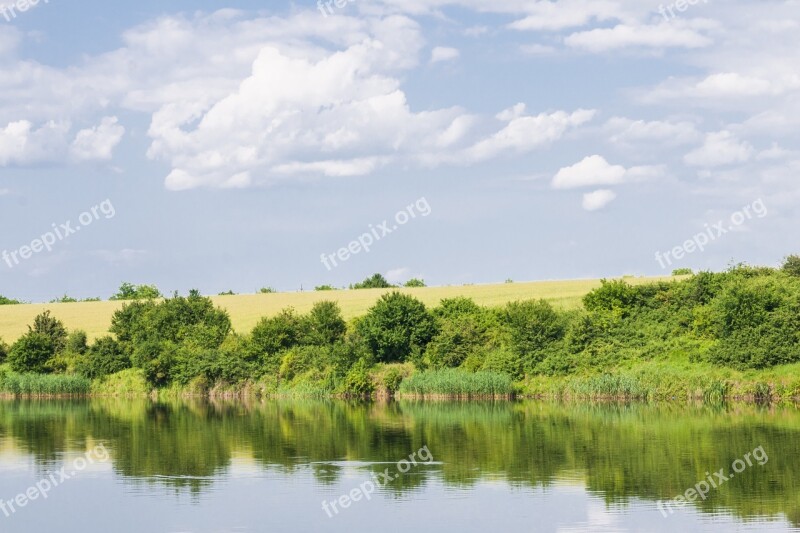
(0, 367, 91, 397)
(0, 276, 676, 343)
(399, 369, 513, 398)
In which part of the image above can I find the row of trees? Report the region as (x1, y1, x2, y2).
(3, 258, 800, 393)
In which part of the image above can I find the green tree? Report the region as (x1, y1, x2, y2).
(404, 278, 426, 288)
(249, 309, 306, 372)
(357, 292, 436, 363)
(351, 274, 394, 289)
(501, 300, 565, 370)
(0, 295, 21, 305)
(305, 301, 347, 346)
(8, 332, 56, 373)
(782, 255, 800, 277)
(30, 311, 68, 353)
(110, 282, 162, 301)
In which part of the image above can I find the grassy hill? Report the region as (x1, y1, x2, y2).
(0, 277, 674, 343)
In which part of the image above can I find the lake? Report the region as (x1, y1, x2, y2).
(0, 399, 797, 532)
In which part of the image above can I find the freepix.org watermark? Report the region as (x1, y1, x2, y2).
(0, 0, 49, 22)
(321, 445, 434, 518)
(316, 0, 355, 18)
(1, 444, 110, 519)
(655, 198, 767, 269)
(320, 197, 431, 271)
(2, 199, 116, 269)
(657, 445, 768, 518)
(659, 0, 709, 21)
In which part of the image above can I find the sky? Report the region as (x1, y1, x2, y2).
(0, 0, 797, 302)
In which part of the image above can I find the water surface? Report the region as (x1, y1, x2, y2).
(0, 399, 797, 532)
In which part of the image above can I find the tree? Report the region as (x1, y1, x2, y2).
(30, 311, 68, 353)
(351, 274, 394, 290)
(110, 282, 162, 301)
(249, 309, 306, 371)
(315, 285, 337, 291)
(0, 338, 7, 363)
(782, 255, 800, 277)
(672, 268, 693, 276)
(501, 300, 565, 370)
(8, 332, 56, 373)
(305, 301, 347, 346)
(404, 278, 426, 288)
(0, 295, 21, 305)
(357, 292, 436, 363)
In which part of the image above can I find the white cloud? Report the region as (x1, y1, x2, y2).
(430, 46, 459, 63)
(565, 21, 713, 52)
(582, 189, 617, 211)
(466, 109, 595, 163)
(70, 117, 126, 162)
(552, 155, 626, 189)
(385, 267, 411, 284)
(604, 117, 700, 147)
(684, 131, 754, 167)
(0, 120, 70, 166)
(508, 0, 623, 31)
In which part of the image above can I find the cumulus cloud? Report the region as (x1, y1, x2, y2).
(604, 117, 700, 147)
(552, 155, 626, 189)
(684, 131, 754, 167)
(430, 46, 459, 63)
(565, 21, 713, 52)
(0, 120, 70, 166)
(582, 189, 617, 211)
(70, 117, 126, 162)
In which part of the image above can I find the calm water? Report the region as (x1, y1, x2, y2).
(0, 399, 798, 532)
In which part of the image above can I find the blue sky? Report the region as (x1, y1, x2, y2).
(0, 0, 797, 301)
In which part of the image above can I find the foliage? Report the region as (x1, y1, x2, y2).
(501, 300, 565, 371)
(0, 295, 21, 305)
(110, 282, 162, 301)
(8, 332, 57, 374)
(404, 278, 426, 288)
(357, 292, 437, 363)
(351, 273, 394, 289)
(76, 336, 130, 379)
(30, 310, 68, 353)
(0, 371, 91, 396)
(782, 255, 800, 277)
(50, 294, 79, 303)
(314, 285, 337, 291)
(672, 268, 693, 276)
(259, 287, 277, 294)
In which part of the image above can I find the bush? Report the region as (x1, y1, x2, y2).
(351, 274, 394, 289)
(66, 330, 89, 355)
(77, 336, 130, 379)
(404, 278, 426, 288)
(249, 309, 306, 372)
(340, 360, 374, 396)
(0, 295, 21, 305)
(8, 332, 56, 374)
(357, 292, 437, 363)
(501, 300, 565, 370)
(425, 315, 487, 368)
(0, 339, 7, 363)
(583, 280, 640, 316)
(314, 285, 337, 291)
(481, 348, 523, 380)
(672, 268, 693, 276)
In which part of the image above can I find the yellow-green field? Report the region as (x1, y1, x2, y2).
(0, 277, 677, 343)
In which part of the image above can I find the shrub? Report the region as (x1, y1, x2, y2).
(425, 315, 487, 368)
(259, 287, 277, 294)
(77, 336, 130, 379)
(110, 282, 162, 301)
(8, 332, 56, 374)
(583, 280, 640, 316)
(404, 278, 426, 288)
(250, 309, 306, 371)
(66, 330, 89, 355)
(501, 300, 565, 370)
(481, 348, 523, 380)
(357, 292, 436, 363)
(0, 338, 7, 363)
(50, 294, 79, 303)
(433, 297, 483, 320)
(315, 285, 337, 291)
(0, 295, 21, 305)
(351, 274, 394, 289)
(340, 360, 374, 396)
(672, 268, 693, 276)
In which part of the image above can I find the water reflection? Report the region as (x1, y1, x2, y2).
(0, 399, 798, 530)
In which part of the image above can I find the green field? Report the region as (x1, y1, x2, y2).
(0, 277, 673, 343)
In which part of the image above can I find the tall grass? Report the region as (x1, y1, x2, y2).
(398, 369, 513, 398)
(0, 370, 91, 396)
